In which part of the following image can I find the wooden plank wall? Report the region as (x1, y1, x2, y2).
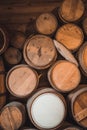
(0, 0, 62, 24)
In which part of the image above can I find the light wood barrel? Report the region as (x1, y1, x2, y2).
(23, 35, 57, 69)
(48, 60, 81, 93)
(36, 13, 58, 35)
(68, 85, 87, 128)
(55, 23, 84, 52)
(11, 31, 26, 49)
(0, 57, 6, 109)
(4, 47, 22, 65)
(0, 101, 25, 130)
(0, 27, 9, 54)
(83, 18, 87, 35)
(6, 64, 39, 98)
(59, 0, 85, 23)
(27, 87, 67, 130)
(78, 42, 87, 76)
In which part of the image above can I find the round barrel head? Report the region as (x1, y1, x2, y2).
(23, 35, 57, 69)
(6, 65, 39, 98)
(48, 60, 81, 92)
(59, 0, 84, 22)
(73, 91, 87, 128)
(4, 47, 22, 65)
(36, 13, 58, 35)
(55, 24, 84, 51)
(0, 106, 22, 130)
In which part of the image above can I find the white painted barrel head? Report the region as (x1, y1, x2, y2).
(30, 93, 65, 129)
(6, 64, 39, 98)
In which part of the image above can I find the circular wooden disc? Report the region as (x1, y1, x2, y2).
(36, 13, 58, 35)
(48, 60, 81, 92)
(78, 42, 87, 75)
(0, 27, 8, 54)
(0, 102, 24, 130)
(27, 88, 66, 130)
(11, 31, 26, 49)
(55, 24, 84, 51)
(59, 0, 84, 22)
(23, 35, 57, 69)
(83, 18, 87, 35)
(64, 127, 80, 130)
(6, 64, 39, 98)
(4, 47, 22, 65)
(73, 91, 87, 128)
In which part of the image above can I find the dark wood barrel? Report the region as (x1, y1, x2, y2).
(58, 0, 85, 23)
(23, 35, 57, 69)
(68, 85, 87, 128)
(78, 42, 87, 76)
(36, 13, 58, 35)
(27, 87, 67, 130)
(0, 101, 26, 130)
(0, 26, 9, 55)
(0, 57, 6, 109)
(11, 31, 26, 50)
(48, 60, 81, 93)
(55, 23, 84, 52)
(83, 18, 87, 35)
(4, 47, 22, 66)
(6, 64, 39, 98)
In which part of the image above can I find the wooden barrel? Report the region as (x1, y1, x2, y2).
(11, 31, 26, 50)
(83, 18, 87, 35)
(27, 87, 67, 130)
(36, 13, 58, 35)
(57, 122, 82, 130)
(23, 35, 57, 69)
(21, 128, 37, 130)
(78, 42, 87, 76)
(55, 23, 84, 52)
(68, 85, 87, 128)
(59, 0, 85, 23)
(0, 26, 9, 55)
(0, 101, 25, 130)
(4, 47, 22, 66)
(48, 60, 81, 93)
(0, 57, 6, 109)
(6, 64, 39, 98)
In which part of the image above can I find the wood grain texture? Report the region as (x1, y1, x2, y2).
(0, 102, 25, 130)
(4, 47, 22, 65)
(55, 24, 84, 51)
(78, 42, 87, 76)
(23, 35, 57, 69)
(48, 60, 81, 92)
(36, 13, 58, 35)
(6, 65, 39, 98)
(0, 57, 6, 109)
(59, 0, 85, 22)
(11, 31, 26, 49)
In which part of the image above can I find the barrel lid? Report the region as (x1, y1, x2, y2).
(27, 87, 66, 130)
(55, 23, 84, 51)
(4, 47, 22, 65)
(78, 42, 87, 75)
(6, 64, 39, 98)
(36, 13, 58, 35)
(23, 35, 57, 69)
(0, 103, 23, 130)
(59, 0, 84, 22)
(48, 60, 81, 92)
(71, 87, 87, 128)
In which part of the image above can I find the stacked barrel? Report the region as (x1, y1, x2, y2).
(0, 0, 87, 130)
